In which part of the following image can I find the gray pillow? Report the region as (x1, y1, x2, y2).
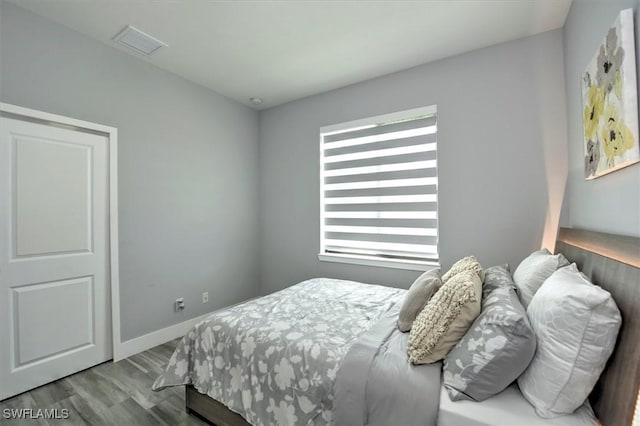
(443, 284, 536, 402)
(397, 268, 441, 332)
(518, 264, 621, 418)
(513, 249, 569, 308)
(482, 264, 514, 300)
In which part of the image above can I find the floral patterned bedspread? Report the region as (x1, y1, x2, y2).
(152, 278, 405, 425)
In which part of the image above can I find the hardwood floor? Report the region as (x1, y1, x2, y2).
(0, 339, 208, 426)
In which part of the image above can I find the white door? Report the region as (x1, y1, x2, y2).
(0, 117, 111, 400)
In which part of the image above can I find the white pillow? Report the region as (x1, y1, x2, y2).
(513, 249, 569, 308)
(518, 264, 621, 418)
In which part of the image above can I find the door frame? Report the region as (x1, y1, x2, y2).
(0, 102, 123, 361)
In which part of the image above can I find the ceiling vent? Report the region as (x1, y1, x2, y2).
(113, 25, 167, 56)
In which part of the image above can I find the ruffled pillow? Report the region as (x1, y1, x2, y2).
(442, 256, 485, 283)
(408, 271, 482, 364)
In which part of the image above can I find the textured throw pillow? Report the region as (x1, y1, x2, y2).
(518, 264, 621, 418)
(513, 249, 569, 308)
(408, 271, 482, 364)
(443, 284, 536, 402)
(481, 264, 514, 299)
(397, 268, 442, 332)
(442, 256, 485, 283)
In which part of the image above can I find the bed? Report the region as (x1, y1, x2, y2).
(153, 227, 640, 426)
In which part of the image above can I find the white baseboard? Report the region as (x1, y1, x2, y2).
(113, 312, 211, 361)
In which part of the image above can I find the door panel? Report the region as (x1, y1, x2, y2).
(13, 276, 94, 366)
(14, 136, 92, 256)
(0, 117, 111, 400)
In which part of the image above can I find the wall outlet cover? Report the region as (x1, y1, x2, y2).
(175, 298, 185, 311)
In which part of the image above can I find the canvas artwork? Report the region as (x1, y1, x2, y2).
(582, 9, 639, 180)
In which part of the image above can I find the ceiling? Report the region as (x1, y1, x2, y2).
(9, 0, 572, 109)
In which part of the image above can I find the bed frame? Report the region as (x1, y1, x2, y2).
(185, 227, 640, 426)
(186, 385, 250, 426)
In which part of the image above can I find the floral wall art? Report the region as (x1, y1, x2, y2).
(582, 8, 639, 180)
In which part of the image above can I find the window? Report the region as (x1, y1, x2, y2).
(319, 105, 438, 270)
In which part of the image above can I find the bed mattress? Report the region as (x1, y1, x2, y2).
(437, 383, 598, 426)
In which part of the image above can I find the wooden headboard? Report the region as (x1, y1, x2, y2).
(555, 227, 640, 426)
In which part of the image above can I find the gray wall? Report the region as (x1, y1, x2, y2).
(259, 30, 568, 294)
(0, 3, 260, 341)
(562, 0, 640, 237)
(0, 2, 576, 338)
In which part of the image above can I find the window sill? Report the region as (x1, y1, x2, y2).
(318, 253, 439, 271)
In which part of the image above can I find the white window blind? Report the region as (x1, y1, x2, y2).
(319, 105, 438, 269)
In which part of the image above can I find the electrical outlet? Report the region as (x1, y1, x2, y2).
(175, 298, 185, 312)
(202, 292, 209, 303)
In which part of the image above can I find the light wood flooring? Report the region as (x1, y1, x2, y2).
(0, 339, 208, 426)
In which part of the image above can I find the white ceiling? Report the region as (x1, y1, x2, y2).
(9, 0, 572, 109)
